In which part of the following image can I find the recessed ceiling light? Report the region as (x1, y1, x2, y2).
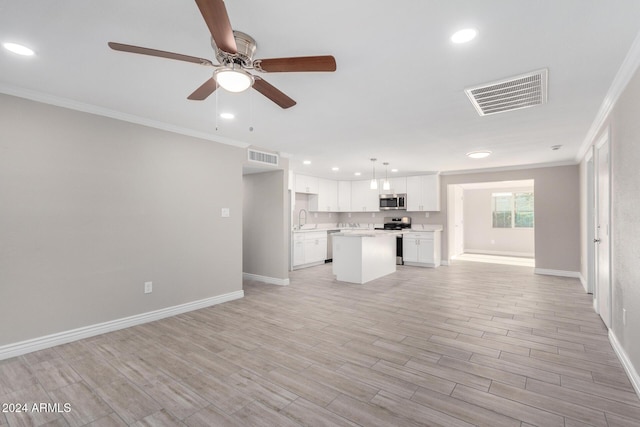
(391, 168, 398, 173)
(3, 42, 35, 56)
(331, 167, 339, 171)
(354, 172, 361, 176)
(303, 160, 311, 165)
(466, 150, 492, 159)
(219, 112, 235, 119)
(451, 28, 477, 44)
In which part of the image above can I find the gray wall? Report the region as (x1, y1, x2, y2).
(440, 166, 580, 272)
(581, 63, 640, 378)
(0, 94, 244, 346)
(243, 170, 290, 281)
(463, 187, 535, 257)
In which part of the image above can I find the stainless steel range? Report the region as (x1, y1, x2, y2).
(376, 216, 411, 264)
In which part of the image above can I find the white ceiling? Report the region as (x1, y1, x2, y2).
(2, 0, 640, 180)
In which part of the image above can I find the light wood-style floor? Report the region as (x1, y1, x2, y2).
(2, 261, 639, 426)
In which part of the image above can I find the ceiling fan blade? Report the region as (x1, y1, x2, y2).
(195, 0, 237, 54)
(255, 55, 336, 72)
(187, 78, 218, 100)
(252, 77, 296, 109)
(108, 42, 213, 66)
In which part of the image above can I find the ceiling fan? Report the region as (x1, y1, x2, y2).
(108, 0, 336, 109)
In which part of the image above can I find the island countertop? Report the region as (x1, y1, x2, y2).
(332, 230, 405, 237)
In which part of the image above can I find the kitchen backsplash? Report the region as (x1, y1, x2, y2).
(294, 193, 444, 228)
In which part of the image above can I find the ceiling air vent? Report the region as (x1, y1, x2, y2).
(465, 69, 548, 116)
(248, 149, 279, 166)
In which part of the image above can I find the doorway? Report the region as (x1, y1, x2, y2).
(447, 180, 535, 267)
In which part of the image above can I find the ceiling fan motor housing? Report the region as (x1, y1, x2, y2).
(213, 31, 256, 67)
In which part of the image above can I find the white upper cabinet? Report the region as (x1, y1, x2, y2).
(295, 174, 319, 194)
(379, 177, 407, 195)
(406, 174, 440, 211)
(337, 181, 352, 212)
(310, 178, 338, 212)
(351, 180, 380, 212)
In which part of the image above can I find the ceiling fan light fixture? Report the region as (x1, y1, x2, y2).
(214, 67, 254, 92)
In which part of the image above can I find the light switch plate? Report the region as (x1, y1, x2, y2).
(221, 208, 230, 217)
(144, 281, 152, 294)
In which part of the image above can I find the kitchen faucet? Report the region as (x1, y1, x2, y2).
(298, 209, 307, 229)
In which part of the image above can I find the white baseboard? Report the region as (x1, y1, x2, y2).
(609, 330, 640, 398)
(441, 260, 450, 266)
(0, 290, 244, 361)
(243, 272, 290, 286)
(579, 273, 588, 292)
(534, 268, 581, 278)
(465, 249, 535, 258)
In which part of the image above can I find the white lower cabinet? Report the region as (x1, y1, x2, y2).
(293, 231, 327, 269)
(403, 231, 441, 267)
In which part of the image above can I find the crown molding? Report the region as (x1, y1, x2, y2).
(576, 30, 640, 162)
(0, 83, 250, 149)
(441, 160, 578, 176)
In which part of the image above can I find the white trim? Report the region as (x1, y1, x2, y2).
(609, 330, 640, 398)
(465, 249, 535, 258)
(0, 83, 249, 149)
(292, 261, 325, 270)
(441, 260, 451, 266)
(576, 30, 640, 161)
(534, 268, 581, 278)
(0, 290, 244, 361)
(243, 272, 290, 286)
(579, 273, 588, 293)
(441, 160, 577, 176)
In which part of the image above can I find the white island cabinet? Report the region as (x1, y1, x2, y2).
(332, 231, 399, 284)
(403, 228, 442, 267)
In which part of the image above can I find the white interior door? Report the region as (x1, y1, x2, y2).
(595, 135, 611, 328)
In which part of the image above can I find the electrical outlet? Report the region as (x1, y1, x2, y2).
(371, 213, 376, 217)
(425, 212, 430, 218)
(144, 281, 152, 294)
(623, 308, 627, 326)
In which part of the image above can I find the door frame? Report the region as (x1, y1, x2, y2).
(585, 148, 596, 295)
(594, 129, 612, 328)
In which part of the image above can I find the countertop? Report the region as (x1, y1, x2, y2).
(332, 230, 405, 237)
(293, 224, 443, 233)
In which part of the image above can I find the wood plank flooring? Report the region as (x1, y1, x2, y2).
(1, 261, 639, 426)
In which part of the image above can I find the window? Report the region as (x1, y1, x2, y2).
(492, 192, 534, 228)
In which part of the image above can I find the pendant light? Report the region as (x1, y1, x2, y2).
(370, 158, 378, 190)
(383, 162, 391, 191)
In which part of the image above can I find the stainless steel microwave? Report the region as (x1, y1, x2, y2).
(379, 194, 407, 210)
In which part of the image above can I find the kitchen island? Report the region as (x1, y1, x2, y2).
(332, 230, 402, 284)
